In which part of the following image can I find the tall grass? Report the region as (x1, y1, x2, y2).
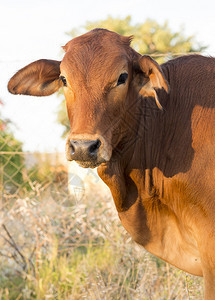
(0, 178, 204, 299)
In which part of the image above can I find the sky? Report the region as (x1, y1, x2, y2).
(0, 0, 214, 152)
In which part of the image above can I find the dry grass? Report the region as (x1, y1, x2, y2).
(0, 177, 204, 299)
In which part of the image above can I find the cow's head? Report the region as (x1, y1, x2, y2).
(8, 29, 168, 168)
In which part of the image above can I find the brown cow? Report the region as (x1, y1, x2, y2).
(8, 28, 215, 299)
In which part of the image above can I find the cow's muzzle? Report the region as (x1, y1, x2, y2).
(66, 134, 112, 168)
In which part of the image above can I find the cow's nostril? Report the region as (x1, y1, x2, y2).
(70, 141, 76, 155)
(89, 139, 101, 155)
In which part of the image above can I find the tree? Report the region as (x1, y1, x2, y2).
(57, 16, 206, 136)
(69, 16, 206, 62)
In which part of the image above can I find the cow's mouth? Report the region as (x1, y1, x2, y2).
(75, 160, 103, 169)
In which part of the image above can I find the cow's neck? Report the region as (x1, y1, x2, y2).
(97, 91, 202, 276)
(98, 98, 167, 248)
(98, 94, 166, 213)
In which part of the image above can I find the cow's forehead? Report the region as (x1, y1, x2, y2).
(62, 28, 132, 53)
(61, 53, 130, 96)
(60, 29, 133, 87)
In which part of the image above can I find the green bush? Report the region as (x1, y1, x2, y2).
(0, 115, 24, 193)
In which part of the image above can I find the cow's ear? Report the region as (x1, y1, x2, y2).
(134, 55, 169, 110)
(8, 59, 63, 96)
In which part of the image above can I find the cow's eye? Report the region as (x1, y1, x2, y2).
(117, 73, 128, 86)
(60, 76, 67, 87)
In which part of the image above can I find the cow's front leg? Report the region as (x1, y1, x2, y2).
(203, 269, 215, 300)
(200, 241, 215, 300)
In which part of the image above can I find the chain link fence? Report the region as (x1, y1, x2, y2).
(0, 146, 204, 299)
(0, 150, 70, 203)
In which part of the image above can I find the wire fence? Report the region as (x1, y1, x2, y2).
(0, 147, 204, 299)
(0, 148, 115, 263)
(0, 150, 70, 203)
(0, 50, 215, 64)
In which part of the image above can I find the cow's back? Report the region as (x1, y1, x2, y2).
(152, 55, 215, 178)
(158, 55, 215, 207)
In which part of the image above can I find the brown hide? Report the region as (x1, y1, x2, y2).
(8, 29, 215, 299)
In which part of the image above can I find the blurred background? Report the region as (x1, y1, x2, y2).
(0, 0, 213, 298)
